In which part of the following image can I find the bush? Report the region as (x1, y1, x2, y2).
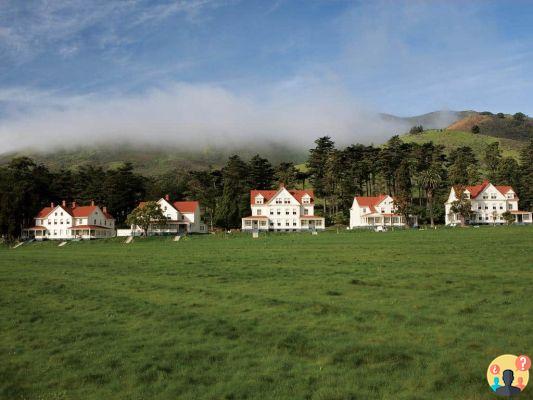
(471, 125, 480, 134)
(480, 111, 493, 116)
(496, 112, 505, 119)
(513, 112, 526, 121)
(409, 125, 424, 134)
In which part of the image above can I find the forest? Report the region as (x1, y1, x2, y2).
(1, 136, 532, 240)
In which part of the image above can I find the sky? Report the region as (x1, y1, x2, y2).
(0, 0, 532, 152)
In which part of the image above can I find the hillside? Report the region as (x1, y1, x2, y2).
(0, 144, 307, 176)
(401, 129, 524, 159)
(445, 112, 532, 141)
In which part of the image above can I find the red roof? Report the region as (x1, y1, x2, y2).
(354, 195, 389, 212)
(36, 207, 54, 218)
(172, 201, 199, 214)
(250, 188, 315, 205)
(35, 204, 114, 220)
(454, 180, 515, 199)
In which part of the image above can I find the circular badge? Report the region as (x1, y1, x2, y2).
(487, 354, 530, 396)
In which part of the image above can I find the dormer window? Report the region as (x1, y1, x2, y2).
(302, 195, 311, 204)
(275, 198, 282, 204)
(507, 193, 514, 199)
(255, 196, 263, 204)
(464, 193, 470, 199)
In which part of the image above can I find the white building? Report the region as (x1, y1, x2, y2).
(445, 180, 532, 225)
(129, 195, 207, 235)
(350, 194, 413, 228)
(242, 186, 325, 232)
(25, 200, 115, 240)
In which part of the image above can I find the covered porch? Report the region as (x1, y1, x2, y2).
(242, 216, 269, 231)
(362, 213, 406, 227)
(300, 216, 325, 231)
(23, 226, 47, 240)
(511, 211, 532, 224)
(149, 221, 191, 235)
(68, 225, 113, 239)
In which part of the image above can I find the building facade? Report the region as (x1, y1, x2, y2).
(129, 195, 207, 235)
(242, 187, 325, 232)
(445, 180, 532, 225)
(349, 194, 412, 228)
(25, 201, 115, 240)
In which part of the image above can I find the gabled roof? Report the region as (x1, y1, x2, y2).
(172, 201, 199, 214)
(454, 180, 515, 199)
(250, 188, 315, 205)
(140, 199, 199, 214)
(35, 204, 114, 220)
(354, 195, 389, 212)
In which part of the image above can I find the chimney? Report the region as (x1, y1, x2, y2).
(165, 194, 170, 201)
(91, 200, 95, 206)
(72, 201, 77, 208)
(51, 202, 55, 208)
(279, 183, 285, 188)
(103, 206, 107, 213)
(62, 200, 66, 207)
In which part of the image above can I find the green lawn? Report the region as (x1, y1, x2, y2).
(1, 227, 532, 400)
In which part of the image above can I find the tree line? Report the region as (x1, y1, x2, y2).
(1, 136, 532, 239)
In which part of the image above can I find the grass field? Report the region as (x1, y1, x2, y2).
(1, 227, 532, 399)
(401, 129, 524, 160)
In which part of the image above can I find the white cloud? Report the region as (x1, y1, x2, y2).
(0, 82, 412, 153)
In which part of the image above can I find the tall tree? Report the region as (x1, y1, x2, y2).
(102, 163, 146, 225)
(450, 186, 474, 226)
(483, 142, 502, 181)
(307, 136, 335, 214)
(126, 201, 166, 236)
(186, 169, 222, 230)
(215, 155, 249, 229)
(518, 139, 533, 210)
(274, 162, 298, 188)
(448, 146, 478, 185)
(419, 166, 442, 227)
(248, 154, 275, 189)
(0, 158, 52, 240)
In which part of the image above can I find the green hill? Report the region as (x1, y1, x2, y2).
(401, 129, 524, 159)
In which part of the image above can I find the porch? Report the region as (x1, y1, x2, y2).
(68, 225, 113, 239)
(362, 213, 406, 227)
(242, 216, 269, 231)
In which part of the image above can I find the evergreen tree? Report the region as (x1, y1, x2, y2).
(215, 155, 249, 229)
(483, 142, 502, 181)
(274, 162, 298, 187)
(518, 139, 533, 210)
(248, 155, 275, 189)
(307, 136, 335, 213)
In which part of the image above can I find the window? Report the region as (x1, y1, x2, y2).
(54, 220, 57, 225)
(508, 204, 513, 210)
(275, 198, 282, 204)
(277, 222, 281, 226)
(284, 198, 290, 204)
(316, 220, 322, 226)
(304, 209, 309, 215)
(245, 220, 252, 226)
(286, 221, 289, 226)
(293, 221, 297, 226)
(257, 209, 262, 216)
(48, 219, 51, 224)
(478, 206, 481, 210)
(55, 212, 57, 216)
(270, 210, 274, 215)
(491, 194, 497, 199)
(277, 210, 281, 215)
(485, 206, 488, 210)
(60, 219, 63, 224)
(285, 210, 289, 215)
(492, 206, 496, 210)
(292, 210, 296, 215)
(483, 195, 488, 200)
(94, 219, 97, 224)
(255, 197, 263, 204)
(60, 212, 63, 216)
(167, 214, 171, 218)
(507, 193, 514, 199)
(260, 221, 266, 226)
(499, 205, 503, 210)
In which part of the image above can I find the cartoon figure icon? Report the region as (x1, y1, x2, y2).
(491, 377, 501, 392)
(495, 370, 522, 396)
(487, 354, 530, 397)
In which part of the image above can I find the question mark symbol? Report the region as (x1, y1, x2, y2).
(516, 355, 531, 371)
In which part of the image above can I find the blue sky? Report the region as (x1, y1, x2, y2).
(0, 0, 532, 151)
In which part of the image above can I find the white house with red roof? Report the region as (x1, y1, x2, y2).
(242, 186, 325, 232)
(24, 200, 115, 240)
(129, 195, 206, 235)
(350, 194, 413, 228)
(445, 180, 532, 225)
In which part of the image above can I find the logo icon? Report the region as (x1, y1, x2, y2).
(487, 354, 530, 396)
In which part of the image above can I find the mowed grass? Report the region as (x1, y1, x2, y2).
(1, 227, 532, 400)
